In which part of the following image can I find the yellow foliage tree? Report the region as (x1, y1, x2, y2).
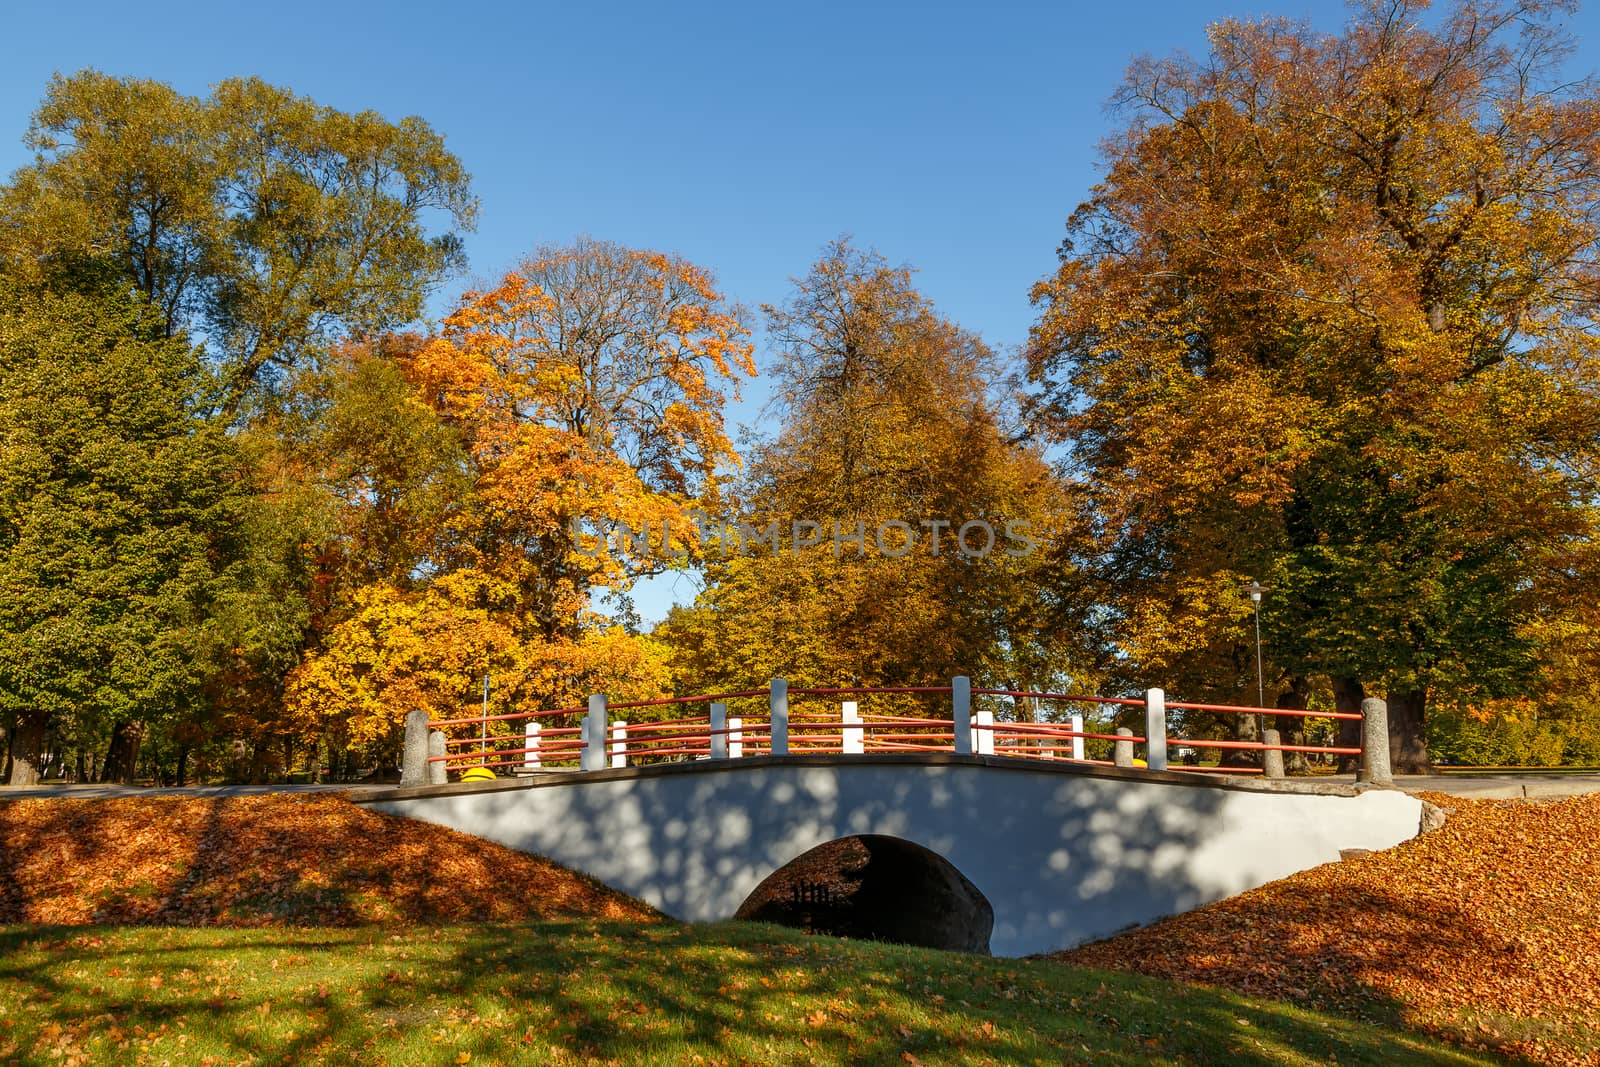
(658, 241, 1096, 715)
(286, 572, 670, 753)
(286, 240, 751, 757)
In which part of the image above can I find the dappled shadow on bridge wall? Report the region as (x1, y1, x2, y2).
(733, 834, 993, 953)
(370, 759, 1422, 956)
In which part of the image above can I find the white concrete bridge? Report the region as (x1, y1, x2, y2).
(362, 752, 1423, 956)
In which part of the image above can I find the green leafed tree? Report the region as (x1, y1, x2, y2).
(0, 70, 477, 780)
(0, 280, 252, 785)
(0, 70, 477, 418)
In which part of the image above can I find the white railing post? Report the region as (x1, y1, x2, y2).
(769, 678, 789, 756)
(952, 676, 972, 755)
(975, 709, 993, 755)
(710, 702, 728, 759)
(610, 720, 628, 768)
(524, 720, 541, 770)
(1070, 713, 1085, 762)
(582, 694, 607, 771)
(729, 716, 744, 758)
(842, 700, 863, 755)
(1145, 688, 1168, 771)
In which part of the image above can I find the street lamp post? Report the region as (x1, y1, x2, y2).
(1245, 580, 1267, 709)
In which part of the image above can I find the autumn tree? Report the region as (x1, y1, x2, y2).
(659, 241, 1094, 705)
(287, 241, 755, 753)
(0, 71, 477, 780)
(397, 238, 755, 633)
(1026, 0, 1600, 770)
(0, 279, 250, 786)
(0, 70, 476, 418)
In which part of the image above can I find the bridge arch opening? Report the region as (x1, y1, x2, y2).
(733, 835, 993, 954)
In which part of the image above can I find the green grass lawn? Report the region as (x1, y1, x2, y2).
(0, 921, 1502, 1066)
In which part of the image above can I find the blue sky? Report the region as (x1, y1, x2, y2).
(3, 0, 1596, 620)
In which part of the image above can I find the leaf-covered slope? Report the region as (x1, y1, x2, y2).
(0, 793, 656, 926)
(1051, 793, 1600, 1067)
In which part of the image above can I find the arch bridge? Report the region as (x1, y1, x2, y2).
(364, 680, 1418, 956)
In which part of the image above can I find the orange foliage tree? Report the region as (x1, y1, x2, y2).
(1026, 0, 1600, 770)
(287, 240, 754, 757)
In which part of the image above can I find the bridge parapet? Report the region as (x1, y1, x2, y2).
(411, 677, 1388, 786)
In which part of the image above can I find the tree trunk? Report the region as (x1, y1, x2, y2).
(1274, 676, 1312, 775)
(1221, 707, 1263, 768)
(101, 720, 145, 785)
(5, 718, 46, 788)
(1388, 688, 1431, 773)
(176, 746, 189, 788)
(1333, 676, 1365, 774)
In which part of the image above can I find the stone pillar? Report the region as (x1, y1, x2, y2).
(1070, 713, 1085, 762)
(952, 676, 972, 755)
(710, 703, 728, 759)
(523, 721, 541, 771)
(582, 694, 608, 772)
(401, 709, 430, 786)
(426, 731, 448, 785)
(1262, 728, 1285, 780)
(1144, 688, 1168, 771)
(769, 678, 789, 756)
(1114, 727, 1135, 768)
(610, 720, 628, 769)
(729, 717, 744, 759)
(842, 701, 863, 755)
(975, 709, 993, 755)
(1358, 697, 1394, 787)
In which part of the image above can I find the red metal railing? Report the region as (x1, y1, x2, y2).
(422, 681, 1362, 778)
(1163, 700, 1362, 761)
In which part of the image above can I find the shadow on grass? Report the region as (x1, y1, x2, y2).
(0, 921, 1516, 1067)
